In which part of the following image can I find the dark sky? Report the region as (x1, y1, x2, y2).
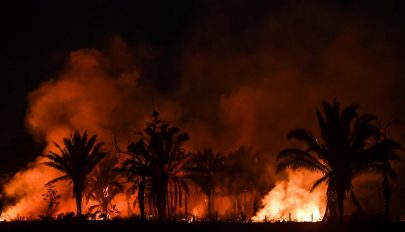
(0, 0, 404, 173)
(0, 0, 193, 143)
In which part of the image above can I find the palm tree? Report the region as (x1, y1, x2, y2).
(276, 100, 396, 221)
(119, 141, 152, 222)
(41, 130, 107, 217)
(368, 122, 403, 221)
(190, 148, 226, 219)
(86, 154, 123, 219)
(224, 146, 265, 218)
(121, 111, 194, 221)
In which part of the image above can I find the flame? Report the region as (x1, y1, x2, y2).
(252, 170, 326, 222)
(191, 202, 205, 218)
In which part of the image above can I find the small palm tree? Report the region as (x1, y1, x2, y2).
(42, 131, 107, 217)
(86, 154, 123, 219)
(190, 148, 226, 219)
(120, 152, 150, 222)
(368, 122, 403, 221)
(277, 100, 396, 221)
(224, 147, 264, 218)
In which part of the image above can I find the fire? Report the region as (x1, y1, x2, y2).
(252, 170, 326, 222)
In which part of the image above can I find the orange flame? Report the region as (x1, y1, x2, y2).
(252, 170, 326, 222)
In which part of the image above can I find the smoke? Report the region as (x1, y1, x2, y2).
(174, 0, 405, 215)
(1, 1, 404, 219)
(179, 2, 403, 216)
(2, 42, 146, 218)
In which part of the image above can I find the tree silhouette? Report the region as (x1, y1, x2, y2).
(42, 183, 61, 219)
(224, 147, 267, 219)
(120, 145, 150, 222)
(86, 154, 123, 219)
(368, 121, 403, 221)
(121, 112, 194, 221)
(190, 148, 226, 219)
(276, 100, 396, 221)
(42, 131, 107, 217)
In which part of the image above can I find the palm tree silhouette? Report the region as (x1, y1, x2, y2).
(42, 131, 107, 217)
(86, 154, 123, 219)
(121, 111, 193, 221)
(276, 100, 394, 221)
(368, 121, 403, 221)
(190, 148, 226, 219)
(120, 139, 153, 222)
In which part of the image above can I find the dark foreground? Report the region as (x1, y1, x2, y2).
(0, 221, 404, 232)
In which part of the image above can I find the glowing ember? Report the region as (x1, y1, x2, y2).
(252, 170, 326, 222)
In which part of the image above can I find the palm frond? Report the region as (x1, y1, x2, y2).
(310, 174, 330, 192)
(47, 175, 71, 185)
(340, 104, 359, 136)
(276, 159, 326, 174)
(278, 149, 329, 173)
(41, 162, 68, 173)
(353, 163, 398, 182)
(287, 129, 321, 152)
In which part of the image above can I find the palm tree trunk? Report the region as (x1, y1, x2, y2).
(139, 176, 145, 222)
(104, 197, 108, 219)
(157, 178, 168, 222)
(207, 191, 212, 219)
(383, 174, 392, 222)
(184, 194, 188, 218)
(384, 200, 390, 222)
(76, 192, 82, 217)
(337, 191, 344, 222)
(212, 191, 216, 220)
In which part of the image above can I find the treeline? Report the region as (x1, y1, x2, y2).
(40, 111, 271, 222)
(18, 100, 405, 222)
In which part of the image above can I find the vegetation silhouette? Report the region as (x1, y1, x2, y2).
(277, 100, 402, 222)
(189, 148, 226, 220)
(42, 183, 61, 219)
(223, 147, 269, 219)
(2, 102, 402, 224)
(120, 111, 195, 222)
(86, 154, 123, 219)
(370, 121, 403, 221)
(41, 131, 107, 217)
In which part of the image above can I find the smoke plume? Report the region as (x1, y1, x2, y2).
(2, 1, 404, 219)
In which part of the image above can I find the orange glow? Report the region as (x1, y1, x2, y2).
(252, 170, 326, 222)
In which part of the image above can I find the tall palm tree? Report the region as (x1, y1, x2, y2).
(190, 148, 226, 219)
(42, 131, 107, 217)
(276, 100, 396, 221)
(121, 111, 194, 221)
(86, 154, 123, 219)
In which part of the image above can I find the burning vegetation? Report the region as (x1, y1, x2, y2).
(0, 44, 403, 223)
(0, 67, 402, 223)
(0, 3, 404, 221)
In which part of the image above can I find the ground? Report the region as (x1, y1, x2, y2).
(0, 221, 404, 232)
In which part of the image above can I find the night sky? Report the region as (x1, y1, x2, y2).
(0, 0, 404, 174)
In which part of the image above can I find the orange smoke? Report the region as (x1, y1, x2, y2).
(252, 170, 326, 222)
(2, 2, 404, 218)
(1, 158, 74, 220)
(1, 47, 142, 219)
(0, 42, 196, 220)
